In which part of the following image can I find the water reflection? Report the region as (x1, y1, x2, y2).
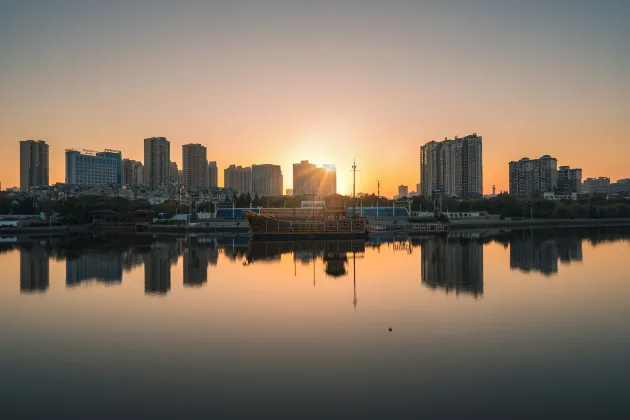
(9, 227, 630, 297)
(418, 236, 484, 297)
(19, 242, 49, 293)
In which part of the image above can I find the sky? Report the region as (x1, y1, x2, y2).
(1, 0, 629, 197)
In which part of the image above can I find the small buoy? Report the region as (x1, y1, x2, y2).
(388, 327, 393, 332)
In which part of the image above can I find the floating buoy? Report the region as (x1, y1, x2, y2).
(388, 327, 393, 332)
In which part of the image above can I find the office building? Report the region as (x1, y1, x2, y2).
(19, 140, 49, 192)
(224, 165, 252, 194)
(144, 137, 170, 188)
(65, 149, 122, 186)
(398, 185, 409, 198)
(557, 166, 582, 193)
(508, 155, 558, 199)
(419, 134, 483, 198)
(121, 159, 144, 187)
(292, 160, 337, 197)
(252, 164, 283, 196)
(182, 144, 208, 191)
(582, 177, 610, 194)
(207, 161, 218, 188)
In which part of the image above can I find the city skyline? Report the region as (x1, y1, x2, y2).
(2, 1, 629, 197)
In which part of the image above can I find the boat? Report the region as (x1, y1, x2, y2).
(244, 210, 367, 240)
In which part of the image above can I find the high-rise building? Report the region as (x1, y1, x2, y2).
(292, 160, 337, 197)
(207, 161, 218, 188)
(182, 144, 208, 191)
(121, 159, 144, 187)
(144, 137, 170, 188)
(582, 177, 610, 194)
(321, 164, 337, 196)
(419, 134, 483, 198)
(557, 166, 582, 193)
(169, 161, 179, 184)
(224, 165, 252, 194)
(65, 149, 122, 186)
(19, 140, 49, 192)
(252, 164, 283, 196)
(508, 155, 558, 198)
(398, 185, 409, 198)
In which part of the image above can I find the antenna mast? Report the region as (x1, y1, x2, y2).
(376, 180, 381, 218)
(352, 160, 357, 217)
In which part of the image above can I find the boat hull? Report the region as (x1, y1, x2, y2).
(251, 232, 367, 241)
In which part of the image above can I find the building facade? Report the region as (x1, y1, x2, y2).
(508, 155, 558, 199)
(419, 134, 483, 198)
(182, 144, 208, 191)
(144, 137, 170, 188)
(65, 149, 122, 186)
(207, 161, 218, 188)
(224, 165, 252, 194)
(252, 164, 283, 196)
(169, 161, 179, 184)
(557, 166, 582, 193)
(293, 160, 337, 197)
(121, 159, 144, 187)
(19, 140, 49, 192)
(398, 185, 409, 198)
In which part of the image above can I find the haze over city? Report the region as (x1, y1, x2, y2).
(1, 0, 629, 197)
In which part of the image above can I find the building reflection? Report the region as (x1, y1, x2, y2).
(420, 237, 483, 297)
(66, 253, 123, 285)
(510, 230, 583, 275)
(144, 246, 173, 295)
(19, 243, 49, 293)
(183, 237, 209, 287)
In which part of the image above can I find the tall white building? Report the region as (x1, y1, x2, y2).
(252, 164, 283, 196)
(144, 137, 170, 188)
(182, 144, 208, 191)
(207, 161, 218, 188)
(224, 165, 252, 194)
(66, 149, 122, 186)
(420, 134, 483, 198)
(20, 140, 49, 192)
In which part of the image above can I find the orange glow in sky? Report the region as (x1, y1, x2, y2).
(1, 1, 629, 197)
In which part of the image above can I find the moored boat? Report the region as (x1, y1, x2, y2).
(244, 210, 367, 240)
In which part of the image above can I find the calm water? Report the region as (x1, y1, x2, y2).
(1, 228, 629, 419)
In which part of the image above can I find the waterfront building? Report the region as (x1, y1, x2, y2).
(19, 140, 49, 192)
(398, 185, 409, 198)
(121, 159, 144, 187)
(557, 166, 582, 193)
(182, 144, 208, 191)
(419, 134, 483, 198)
(65, 149, 122, 186)
(144, 137, 170, 188)
(252, 164, 283, 196)
(292, 160, 337, 197)
(508, 155, 558, 199)
(582, 177, 610, 194)
(224, 165, 252, 194)
(207, 161, 218, 188)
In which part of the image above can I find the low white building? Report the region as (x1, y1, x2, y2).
(543, 192, 578, 201)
